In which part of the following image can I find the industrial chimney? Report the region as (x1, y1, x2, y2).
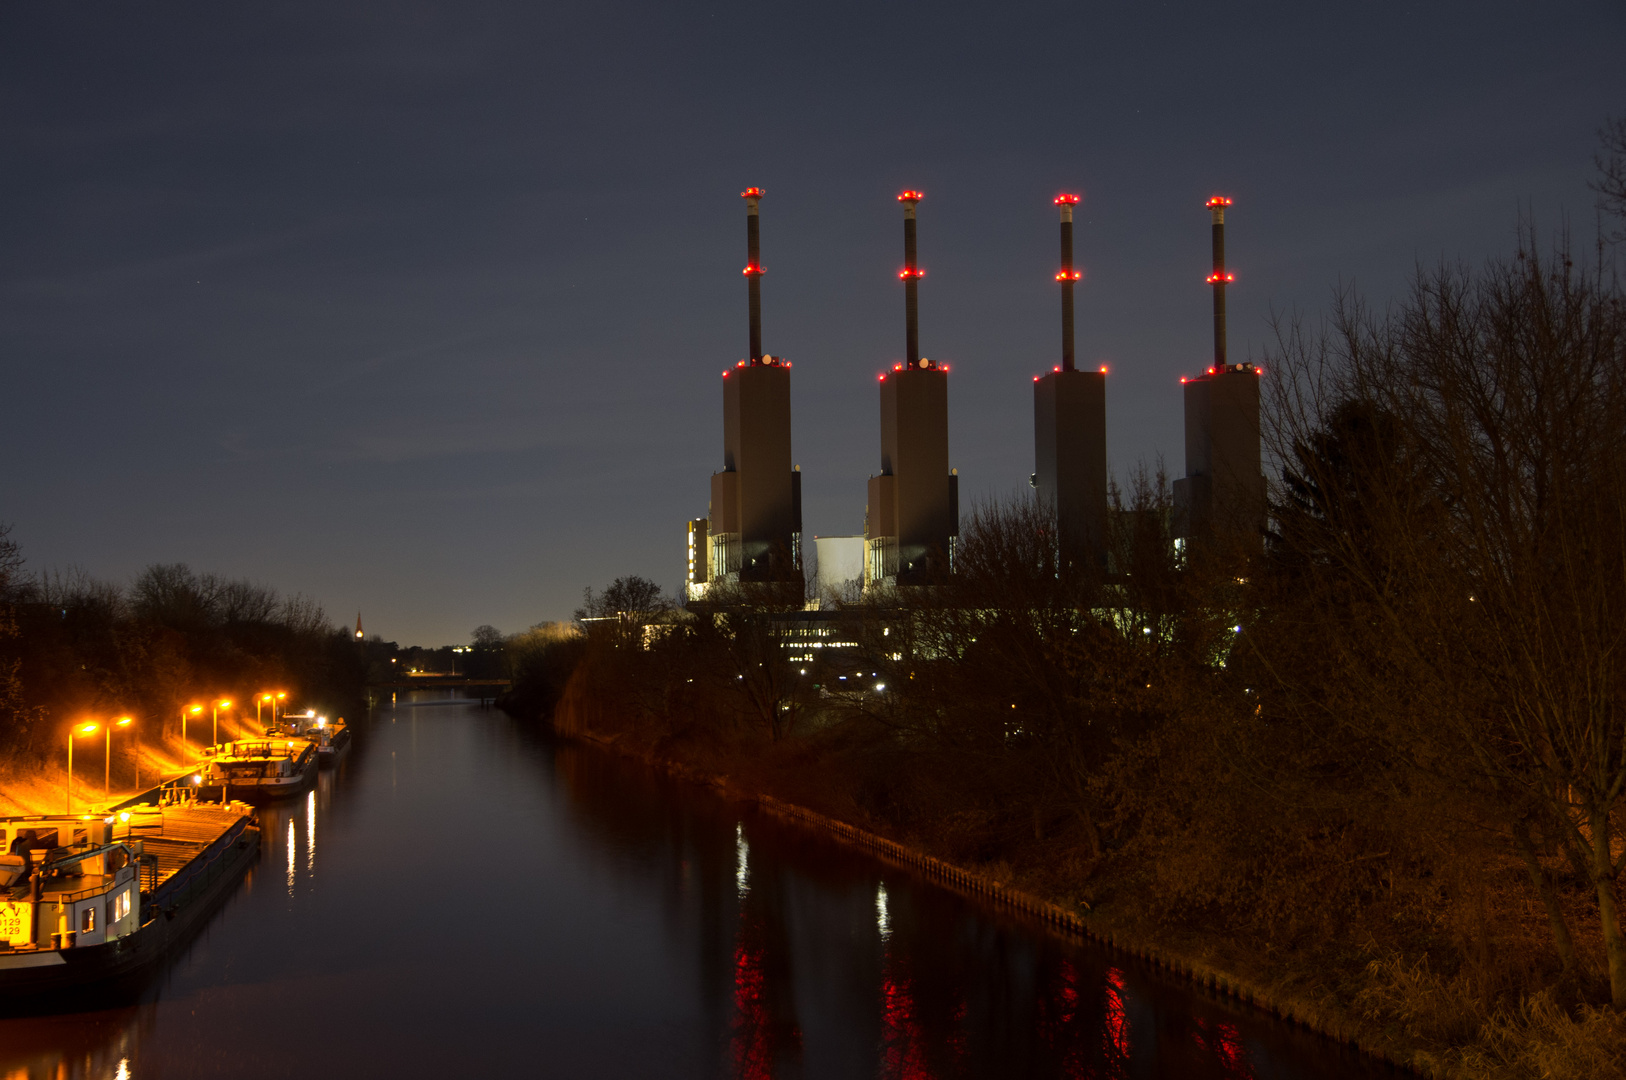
(743, 187, 765, 362)
(899, 191, 924, 368)
(1206, 196, 1233, 369)
(1033, 193, 1106, 569)
(1057, 193, 1080, 371)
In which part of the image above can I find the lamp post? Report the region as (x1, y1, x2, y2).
(67, 721, 98, 815)
(275, 692, 286, 728)
(107, 716, 132, 797)
(182, 703, 203, 748)
(213, 699, 232, 746)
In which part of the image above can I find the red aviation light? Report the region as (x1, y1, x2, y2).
(737, 359, 747, 367)
(1254, 366, 1263, 375)
(1207, 367, 1215, 375)
(1205, 272, 1235, 284)
(722, 371, 730, 378)
(1055, 270, 1081, 282)
(742, 263, 764, 276)
(1053, 365, 1061, 373)
(893, 363, 903, 371)
(1180, 376, 1189, 384)
(1033, 375, 1040, 382)
(879, 373, 887, 381)
(740, 187, 764, 198)
(1099, 365, 1108, 374)
(897, 190, 924, 202)
(898, 267, 925, 279)
(1054, 193, 1081, 205)
(1206, 196, 1233, 208)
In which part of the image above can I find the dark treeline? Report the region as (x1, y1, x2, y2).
(507, 225, 1626, 1074)
(0, 540, 364, 770)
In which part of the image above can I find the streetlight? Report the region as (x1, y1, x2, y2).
(274, 692, 286, 728)
(67, 721, 98, 815)
(257, 694, 271, 730)
(182, 703, 203, 747)
(107, 716, 133, 797)
(213, 699, 233, 746)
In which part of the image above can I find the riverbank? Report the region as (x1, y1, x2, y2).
(540, 714, 1624, 1080)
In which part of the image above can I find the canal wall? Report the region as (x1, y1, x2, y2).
(564, 726, 1426, 1077)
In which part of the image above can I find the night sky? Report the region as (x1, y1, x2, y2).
(1, 3, 1619, 645)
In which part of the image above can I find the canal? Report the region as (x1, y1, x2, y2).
(0, 694, 1388, 1079)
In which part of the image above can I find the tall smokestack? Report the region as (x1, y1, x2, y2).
(1206, 196, 1233, 369)
(1055, 194, 1081, 371)
(742, 187, 765, 362)
(898, 191, 924, 368)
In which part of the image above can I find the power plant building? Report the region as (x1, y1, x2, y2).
(1173, 197, 1265, 552)
(1032, 194, 1108, 570)
(689, 188, 804, 600)
(865, 192, 958, 586)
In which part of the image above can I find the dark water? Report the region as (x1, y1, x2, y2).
(0, 695, 1387, 1078)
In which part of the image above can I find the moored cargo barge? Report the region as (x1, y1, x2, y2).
(0, 801, 258, 1012)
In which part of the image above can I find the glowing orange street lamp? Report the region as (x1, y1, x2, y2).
(67, 721, 99, 814)
(182, 703, 204, 747)
(213, 699, 232, 746)
(107, 716, 133, 797)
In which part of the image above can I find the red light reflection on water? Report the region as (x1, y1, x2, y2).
(880, 966, 932, 1079)
(731, 914, 802, 1079)
(1194, 1017, 1254, 1077)
(1103, 966, 1130, 1061)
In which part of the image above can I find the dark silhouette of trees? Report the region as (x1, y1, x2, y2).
(1262, 237, 1626, 1004)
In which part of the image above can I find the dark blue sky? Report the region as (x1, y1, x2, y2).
(2, 2, 1619, 644)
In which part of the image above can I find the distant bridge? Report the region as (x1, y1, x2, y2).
(368, 677, 511, 693)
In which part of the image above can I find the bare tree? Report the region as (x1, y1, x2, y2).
(1593, 115, 1626, 243)
(1261, 238, 1626, 1003)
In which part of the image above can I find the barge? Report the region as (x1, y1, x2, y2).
(198, 738, 319, 801)
(268, 711, 351, 765)
(0, 802, 259, 1011)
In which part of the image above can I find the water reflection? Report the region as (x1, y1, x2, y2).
(549, 742, 1377, 1080)
(0, 1005, 149, 1080)
(0, 699, 1381, 1079)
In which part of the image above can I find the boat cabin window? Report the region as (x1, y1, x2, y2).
(80, 906, 95, 933)
(113, 888, 132, 922)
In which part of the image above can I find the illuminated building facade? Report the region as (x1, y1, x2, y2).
(865, 191, 958, 586)
(1173, 197, 1264, 551)
(1032, 194, 1108, 570)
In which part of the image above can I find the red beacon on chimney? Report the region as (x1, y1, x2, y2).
(743, 263, 764, 276)
(740, 187, 764, 198)
(898, 267, 925, 279)
(1055, 270, 1081, 282)
(1206, 196, 1233, 208)
(1054, 193, 1081, 205)
(897, 190, 924, 202)
(1205, 272, 1235, 284)
(1099, 365, 1108, 374)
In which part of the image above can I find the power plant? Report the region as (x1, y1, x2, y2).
(1032, 194, 1108, 571)
(686, 186, 1265, 602)
(864, 191, 958, 586)
(688, 188, 803, 602)
(1172, 197, 1265, 553)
